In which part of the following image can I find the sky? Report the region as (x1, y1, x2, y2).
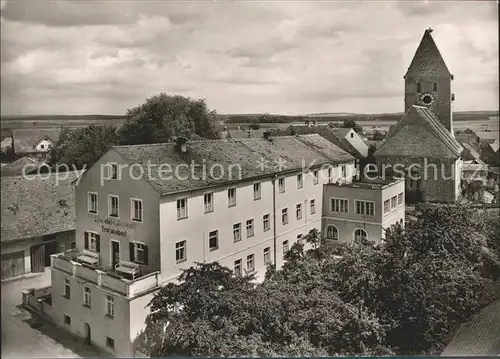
(0, 0, 498, 116)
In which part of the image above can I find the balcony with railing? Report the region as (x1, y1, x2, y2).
(51, 249, 161, 298)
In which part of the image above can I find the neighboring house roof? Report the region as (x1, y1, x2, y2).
(110, 135, 355, 196)
(404, 28, 451, 78)
(269, 126, 366, 159)
(1, 136, 13, 151)
(0, 157, 46, 177)
(462, 163, 489, 173)
(490, 142, 499, 153)
(377, 105, 463, 158)
(441, 298, 500, 356)
(11, 128, 61, 154)
(331, 128, 352, 138)
(1, 170, 84, 243)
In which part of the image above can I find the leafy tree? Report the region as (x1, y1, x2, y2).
(0, 146, 18, 163)
(137, 259, 391, 357)
(342, 119, 363, 134)
(464, 128, 474, 134)
(48, 125, 119, 170)
(119, 93, 219, 145)
(372, 130, 385, 141)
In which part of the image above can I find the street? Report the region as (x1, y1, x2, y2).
(1, 270, 107, 358)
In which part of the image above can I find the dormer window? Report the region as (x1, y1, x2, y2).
(417, 82, 421, 93)
(433, 82, 437, 92)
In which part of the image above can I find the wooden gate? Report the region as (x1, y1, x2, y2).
(1, 251, 25, 279)
(30, 244, 45, 273)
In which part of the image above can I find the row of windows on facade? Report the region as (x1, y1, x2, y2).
(87, 192, 143, 222)
(325, 225, 368, 242)
(231, 238, 298, 276)
(174, 201, 317, 263)
(63, 278, 115, 317)
(329, 192, 404, 215)
(84, 232, 148, 265)
(177, 170, 333, 219)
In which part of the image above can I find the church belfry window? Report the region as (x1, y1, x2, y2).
(417, 82, 421, 92)
(433, 82, 437, 92)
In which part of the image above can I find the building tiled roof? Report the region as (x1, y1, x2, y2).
(269, 126, 366, 159)
(12, 128, 62, 154)
(0, 157, 45, 177)
(1, 170, 84, 243)
(111, 134, 354, 196)
(404, 29, 451, 78)
(378, 105, 463, 158)
(331, 128, 352, 137)
(441, 298, 500, 356)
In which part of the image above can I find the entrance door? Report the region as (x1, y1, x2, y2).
(1, 251, 25, 279)
(84, 323, 91, 345)
(111, 241, 120, 269)
(30, 244, 45, 273)
(44, 241, 58, 267)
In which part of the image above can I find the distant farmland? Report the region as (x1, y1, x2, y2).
(1, 111, 497, 138)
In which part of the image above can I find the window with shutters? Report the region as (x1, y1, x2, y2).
(233, 223, 241, 242)
(209, 230, 218, 251)
(355, 200, 375, 216)
(331, 198, 349, 213)
(246, 254, 255, 272)
(246, 219, 254, 237)
(391, 196, 397, 210)
(234, 259, 242, 276)
(313, 170, 319, 185)
(84, 231, 100, 252)
(131, 198, 143, 222)
(106, 295, 115, 318)
(83, 287, 91, 307)
(175, 240, 186, 263)
(63, 278, 71, 299)
(253, 183, 261, 200)
(204, 192, 213, 213)
(130, 242, 148, 265)
(310, 199, 316, 214)
(384, 199, 390, 214)
(283, 240, 289, 258)
(296, 203, 302, 219)
(326, 225, 339, 240)
(354, 228, 367, 242)
(228, 188, 236, 207)
(263, 214, 270, 231)
(177, 198, 188, 219)
(108, 195, 119, 218)
(297, 173, 303, 188)
(398, 192, 404, 206)
(342, 164, 346, 178)
(88, 192, 98, 214)
(263, 247, 271, 264)
(278, 177, 285, 193)
(281, 208, 288, 225)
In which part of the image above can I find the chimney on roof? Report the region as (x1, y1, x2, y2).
(176, 136, 188, 154)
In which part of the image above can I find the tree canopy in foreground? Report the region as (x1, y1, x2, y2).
(135, 204, 499, 357)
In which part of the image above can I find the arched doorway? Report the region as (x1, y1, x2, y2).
(84, 323, 91, 345)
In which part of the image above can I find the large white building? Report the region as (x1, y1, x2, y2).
(48, 134, 357, 356)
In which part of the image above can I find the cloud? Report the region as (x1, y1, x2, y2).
(0, 1, 498, 115)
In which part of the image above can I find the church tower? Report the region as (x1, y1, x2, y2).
(404, 28, 455, 135)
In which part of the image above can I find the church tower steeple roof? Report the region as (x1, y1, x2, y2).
(404, 28, 452, 79)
